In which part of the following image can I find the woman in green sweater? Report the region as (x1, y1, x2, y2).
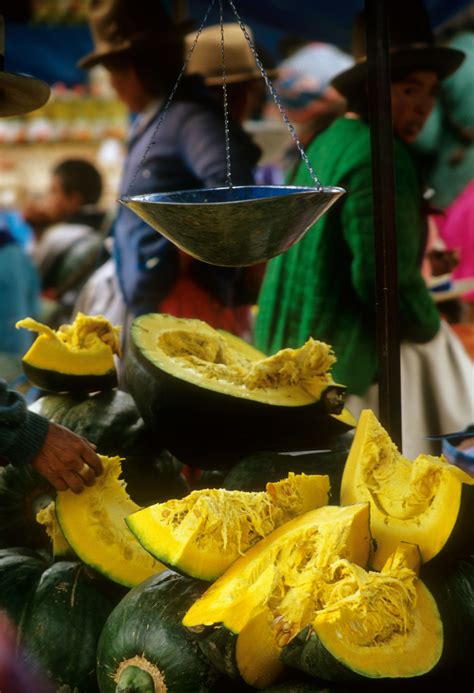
(255, 2, 464, 399)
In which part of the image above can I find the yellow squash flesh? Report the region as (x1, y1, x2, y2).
(16, 313, 121, 376)
(308, 543, 442, 679)
(183, 503, 371, 688)
(36, 500, 73, 558)
(340, 409, 474, 569)
(55, 456, 165, 587)
(126, 472, 330, 581)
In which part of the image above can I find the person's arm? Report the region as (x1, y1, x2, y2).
(0, 379, 49, 466)
(340, 156, 440, 343)
(0, 380, 102, 493)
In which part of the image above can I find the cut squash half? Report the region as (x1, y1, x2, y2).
(56, 456, 165, 587)
(126, 472, 330, 581)
(124, 315, 353, 466)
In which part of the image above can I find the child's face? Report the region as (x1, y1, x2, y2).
(43, 174, 81, 222)
(390, 71, 439, 143)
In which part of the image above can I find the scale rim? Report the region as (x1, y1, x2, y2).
(120, 184, 346, 207)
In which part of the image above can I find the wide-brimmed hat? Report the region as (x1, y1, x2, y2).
(0, 16, 50, 116)
(331, 0, 465, 101)
(78, 0, 180, 69)
(185, 23, 277, 85)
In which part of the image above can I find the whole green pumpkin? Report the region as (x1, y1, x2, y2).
(223, 444, 351, 502)
(0, 547, 116, 691)
(29, 389, 189, 505)
(97, 570, 219, 693)
(0, 464, 54, 551)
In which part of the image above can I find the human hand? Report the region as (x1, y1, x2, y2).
(31, 422, 103, 494)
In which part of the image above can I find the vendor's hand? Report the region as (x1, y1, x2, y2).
(31, 422, 103, 494)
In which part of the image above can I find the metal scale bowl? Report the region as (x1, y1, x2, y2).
(120, 0, 345, 267)
(121, 184, 344, 266)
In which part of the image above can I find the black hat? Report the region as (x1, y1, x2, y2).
(77, 0, 183, 69)
(331, 0, 465, 101)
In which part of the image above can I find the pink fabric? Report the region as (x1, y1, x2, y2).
(434, 180, 474, 301)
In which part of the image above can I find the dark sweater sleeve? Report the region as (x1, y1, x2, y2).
(340, 152, 440, 344)
(0, 380, 49, 466)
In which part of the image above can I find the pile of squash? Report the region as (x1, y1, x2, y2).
(3, 313, 472, 691)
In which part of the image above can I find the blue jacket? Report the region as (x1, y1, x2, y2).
(114, 81, 261, 315)
(0, 230, 40, 356)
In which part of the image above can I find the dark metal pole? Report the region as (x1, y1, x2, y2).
(365, 0, 402, 447)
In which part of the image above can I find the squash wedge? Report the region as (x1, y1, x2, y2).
(340, 409, 474, 569)
(126, 472, 330, 581)
(56, 456, 165, 587)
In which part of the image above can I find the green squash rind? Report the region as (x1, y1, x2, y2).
(97, 570, 220, 693)
(280, 625, 362, 684)
(28, 389, 145, 452)
(0, 464, 54, 551)
(0, 547, 49, 624)
(0, 549, 115, 691)
(20, 561, 116, 690)
(223, 446, 351, 502)
(23, 361, 117, 393)
(196, 626, 241, 682)
(422, 554, 474, 683)
(30, 391, 190, 505)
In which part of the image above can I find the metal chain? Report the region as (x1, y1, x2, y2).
(126, 0, 217, 195)
(226, 0, 322, 189)
(219, 0, 233, 188)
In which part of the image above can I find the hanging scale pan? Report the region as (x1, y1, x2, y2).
(120, 0, 345, 267)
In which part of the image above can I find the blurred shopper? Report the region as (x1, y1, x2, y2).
(24, 158, 106, 325)
(415, 6, 474, 210)
(0, 15, 49, 378)
(185, 22, 277, 126)
(0, 216, 40, 376)
(416, 6, 474, 326)
(268, 40, 353, 174)
(254, 0, 472, 457)
(0, 13, 102, 502)
(75, 0, 260, 349)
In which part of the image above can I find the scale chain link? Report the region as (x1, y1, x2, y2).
(226, 0, 322, 189)
(219, 0, 233, 188)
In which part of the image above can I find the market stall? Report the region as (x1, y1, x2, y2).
(1, 0, 473, 691)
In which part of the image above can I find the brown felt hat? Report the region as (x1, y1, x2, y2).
(185, 23, 277, 85)
(331, 0, 465, 101)
(0, 15, 50, 116)
(78, 0, 182, 69)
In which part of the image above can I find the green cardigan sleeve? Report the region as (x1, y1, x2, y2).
(0, 379, 49, 466)
(340, 148, 440, 343)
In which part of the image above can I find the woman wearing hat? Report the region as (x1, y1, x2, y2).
(75, 1, 261, 340)
(254, 0, 471, 456)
